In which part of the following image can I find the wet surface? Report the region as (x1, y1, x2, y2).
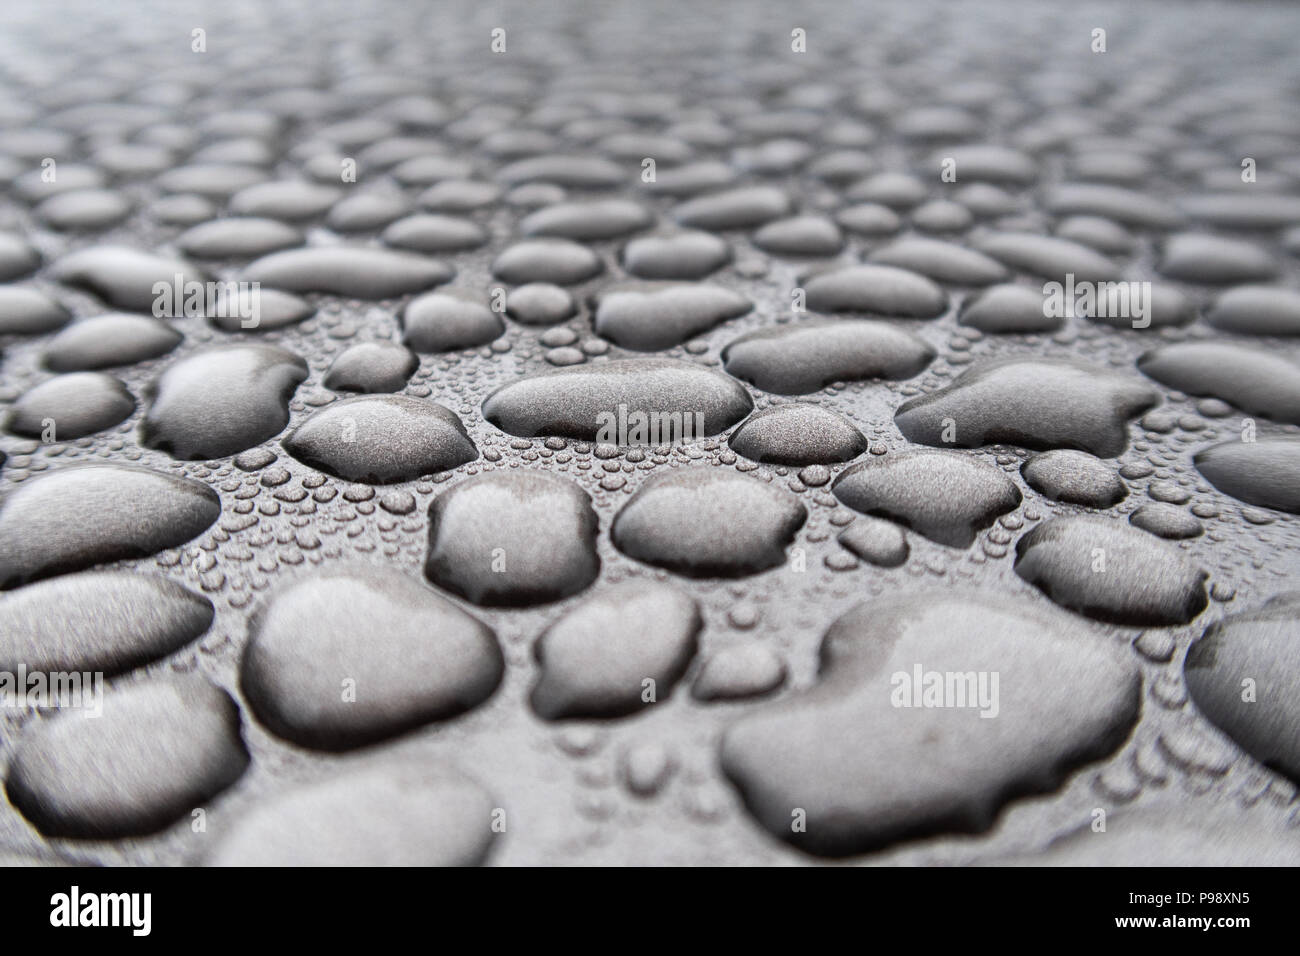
(0, 0, 1298, 866)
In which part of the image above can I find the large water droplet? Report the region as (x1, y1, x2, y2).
(1014, 517, 1208, 625)
(0, 464, 220, 589)
(425, 471, 600, 606)
(723, 320, 935, 394)
(531, 579, 700, 719)
(896, 358, 1158, 458)
(720, 592, 1140, 856)
(611, 468, 806, 576)
(284, 395, 477, 483)
(241, 566, 502, 749)
(832, 450, 1021, 547)
(483, 358, 753, 440)
(6, 678, 248, 838)
(141, 345, 307, 458)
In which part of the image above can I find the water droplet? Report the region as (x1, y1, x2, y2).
(1185, 592, 1300, 781)
(141, 346, 308, 458)
(594, 283, 751, 350)
(532, 579, 699, 719)
(241, 566, 502, 749)
(1021, 450, 1126, 508)
(7, 373, 134, 439)
(0, 571, 212, 674)
(803, 263, 947, 318)
(1014, 516, 1208, 625)
(483, 358, 752, 440)
(832, 450, 1020, 547)
(728, 403, 867, 465)
(612, 468, 806, 576)
(284, 395, 477, 483)
(0, 464, 220, 589)
(896, 358, 1158, 457)
(324, 342, 418, 393)
(720, 592, 1140, 855)
(723, 320, 934, 395)
(6, 678, 248, 838)
(43, 313, 180, 370)
(208, 759, 496, 865)
(425, 471, 599, 606)
(1139, 343, 1300, 424)
(692, 644, 786, 701)
(243, 247, 453, 298)
(1194, 438, 1300, 514)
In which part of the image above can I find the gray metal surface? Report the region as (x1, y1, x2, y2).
(0, 0, 1298, 866)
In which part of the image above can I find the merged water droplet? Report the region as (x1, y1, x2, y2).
(895, 358, 1158, 458)
(720, 592, 1141, 856)
(141, 345, 308, 458)
(593, 283, 751, 350)
(51, 245, 208, 312)
(832, 450, 1021, 547)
